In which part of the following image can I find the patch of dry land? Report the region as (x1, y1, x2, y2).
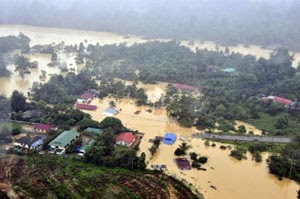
(81, 84, 299, 199)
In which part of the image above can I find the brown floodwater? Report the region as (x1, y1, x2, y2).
(1, 25, 299, 198)
(0, 52, 81, 97)
(1, 24, 299, 97)
(81, 83, 299, 199)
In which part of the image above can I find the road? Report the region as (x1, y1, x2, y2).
(192, 133, 292, 143)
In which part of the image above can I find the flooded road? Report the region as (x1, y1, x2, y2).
(81, 82, 299, 199)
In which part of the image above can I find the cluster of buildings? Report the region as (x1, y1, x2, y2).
(13, 120, 138, 156)
(75, 90, 119, 116)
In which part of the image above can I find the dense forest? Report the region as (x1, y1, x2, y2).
(1, 0, 300, 50)
(81, 41, 300, 132)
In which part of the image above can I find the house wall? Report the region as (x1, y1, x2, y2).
(77, 99, 86, 103)
(116, 140, 130, 147)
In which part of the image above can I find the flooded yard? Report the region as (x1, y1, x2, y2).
(81, 93, 299, 199)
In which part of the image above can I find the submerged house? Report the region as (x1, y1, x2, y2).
(163, 133, 177, 145)
(48, 130, 80, 155)
(77, 91, 95, 104)
(103, 107, 119, 117)
(13, 136, 43, 150)
(116, 132, 136, 147)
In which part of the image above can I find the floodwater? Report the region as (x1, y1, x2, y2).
(235, 120, 262, 135)
(1, 24, 300, 97)
(1, 25, 299, 198)
(181, 40, 300, 68)
(0, 52, 81, 97)
(81, 83, 299, 199)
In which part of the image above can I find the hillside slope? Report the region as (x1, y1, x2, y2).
(0, 154, 201, 199)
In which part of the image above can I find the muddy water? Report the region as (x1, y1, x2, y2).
(235, 120, 262, 135)
(113, 78, 168, 103)
(81, 84, 299, 199)
(0, 25, 148, 46)
(181, 40, 300, 68)
(1, 24, 299, 97)
(0, 52, 81, 97)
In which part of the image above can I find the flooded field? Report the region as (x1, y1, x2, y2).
(181, 40, 300, 68)
(1, 24, 300, 97)
(0, 52, 81, 97)
(80, 82, 299, 199)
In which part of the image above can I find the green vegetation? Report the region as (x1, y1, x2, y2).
(174, 142, 192, 156)
(0, 33, 30, 76)
(149, 139, 161, 156)
(99, 80, 148, 105)
(31, 72, 98, 104)
(10, 155, 200, 199)
(267, 137, 300, 183)
(229, 146, 247, 160)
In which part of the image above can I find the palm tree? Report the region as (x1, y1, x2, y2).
(178, 142, 192, 155)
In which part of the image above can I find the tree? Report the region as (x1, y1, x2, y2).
(77, 119, 100, 131)
(13, 54, 30, 77)
(178, 142, 192, 155)
(198, 156, 208, 164)
(275, 116, 289, 129)
(11, 90, 27, 112)
(136, 152, 147, 170)
(100, 117, 125, 133)
(190, 152, 197, 160)
(51, 52, 58, 62)
(237, 125, 246, 134)
(100, 129, 115, 156)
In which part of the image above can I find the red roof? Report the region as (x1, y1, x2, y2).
(173, 84, 197, 91)
(273, 97, 292, 105)
(33, 123, 54, 131)
(79, 91, 94, 100)
(116, 132, 136, 144)
(76, 103, 97, 110)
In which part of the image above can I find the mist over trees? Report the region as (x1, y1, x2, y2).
(1, 0, 300, 50)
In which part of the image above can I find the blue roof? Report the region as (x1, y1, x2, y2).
(104, 107, 118, 115)
(163, 133, 177, 145)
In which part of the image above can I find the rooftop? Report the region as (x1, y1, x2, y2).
(49, 130, 79, 148)
(33, 123, 54, 131)
(223, 68, 236, 73)
(79, 91, 94, 100)
(76, 103, 97, 110)
(85, 127, 103, 135)
(173, 84, 197, 91)
(116, 132, 136, 144)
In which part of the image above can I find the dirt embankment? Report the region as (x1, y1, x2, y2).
(0, 154, 201, 199)
(0, 155, 24, 199)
